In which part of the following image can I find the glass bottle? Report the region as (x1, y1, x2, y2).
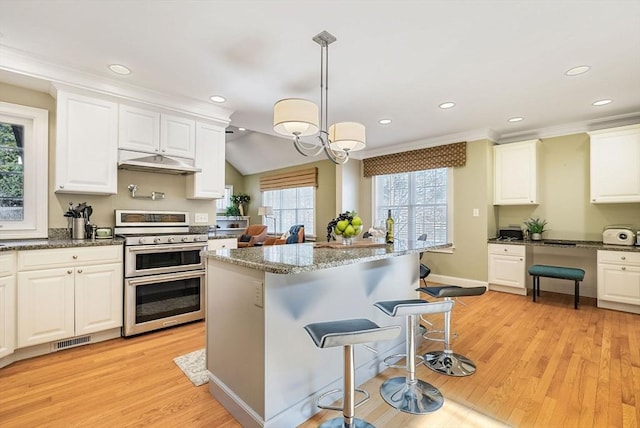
(385, 210, 394, 244)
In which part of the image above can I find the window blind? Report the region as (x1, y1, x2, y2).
(259, 167, 318, 191)
(362, 142, 466, 177)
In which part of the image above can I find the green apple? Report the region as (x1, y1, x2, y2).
(334, 226, 343, 235)
(351, 216, 363, 227)
(336, 219, 349, 232)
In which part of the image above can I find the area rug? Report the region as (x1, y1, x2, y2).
(173, 349, 208, 386)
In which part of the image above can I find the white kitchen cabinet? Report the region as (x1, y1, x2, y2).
(588, 124, 640, 203)
(119, 105, 196, 159)
(186, 121, 225, 199)
(207, 238, 238, 251)
(16, 246, 123, 348)
(597, 250, 640, 314)
(488, 244, 532, 296)
(493, 139, 540, 205)
(0, 253, 16, 359)
(55, 90, 118, 194)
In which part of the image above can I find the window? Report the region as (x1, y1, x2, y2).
(215, 185, 233, 213)
(374, 168, 452, 245)
(0, 101, 48, 239)
(263, 186, 314, 236)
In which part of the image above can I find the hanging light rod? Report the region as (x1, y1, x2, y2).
(273, 30, 366, 165)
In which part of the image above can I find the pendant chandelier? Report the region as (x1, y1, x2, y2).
(273, 31, 366, 165)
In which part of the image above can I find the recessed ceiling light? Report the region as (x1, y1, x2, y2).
(439, 102, 455, 109)
(238, 127, 246, 131)
(508, 117, 524, 123)
(108, 64, 131, 75)
(378, 119, 392, 125)
(592, 99, 613, 106)
(565, 65, 591, 76)
(209, 95, 226, 103)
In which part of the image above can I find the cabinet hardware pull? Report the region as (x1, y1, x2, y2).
(72, 255, 78, 259)
(621, 256, 626, 260)
(77, 269, 83, 273)
(622, 267, 626, 271)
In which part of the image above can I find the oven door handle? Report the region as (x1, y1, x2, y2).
(127, 243, 206, 253)
(127, 271, 204, 286)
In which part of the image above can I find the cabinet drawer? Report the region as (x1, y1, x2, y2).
(18, 246, 122, 271)
(598, 250, 640, 266)
(0, 252, 16, 277)
(207, 239, 237, 251)
(488, 244, 525, 257)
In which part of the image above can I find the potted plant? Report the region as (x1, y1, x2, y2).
(224, 205, 241, 220)
(524, 217, 548, 241)
(230, 193, 251, 216)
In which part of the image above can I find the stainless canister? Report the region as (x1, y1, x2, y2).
(72, 217, 86, 240)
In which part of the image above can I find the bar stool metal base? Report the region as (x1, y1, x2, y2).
(380, 377, 444, 414)
(319, 417, 375, 428)
(424, 350, 477, 377)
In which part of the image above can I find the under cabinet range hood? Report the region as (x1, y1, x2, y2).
(118, 150, 201, 175)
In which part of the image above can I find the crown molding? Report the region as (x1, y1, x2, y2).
(0, 44, 232, 125)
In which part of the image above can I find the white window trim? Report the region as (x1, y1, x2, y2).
(371, 168, 454, 251)
(0, 101, 48, 239)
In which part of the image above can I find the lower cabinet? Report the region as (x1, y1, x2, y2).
(207, 238, 237, 251)
(597, 250, 640, 314)
(488, 244, 532, 296)
(0, 253, 16, 359)
(16, 246, 123, 348)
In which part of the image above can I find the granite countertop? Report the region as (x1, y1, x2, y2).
(0, 237, 124, 252)
(204, 240, 451, 274)
(487, 238, 640, 252)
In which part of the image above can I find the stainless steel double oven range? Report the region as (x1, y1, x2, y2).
(115, 210, 207, 336)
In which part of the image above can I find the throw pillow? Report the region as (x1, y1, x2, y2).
(239, 234, 252, 242)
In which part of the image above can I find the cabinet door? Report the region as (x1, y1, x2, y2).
(118, 104, 161, 154)
(589, 125, 640, 203)
(55, 91, 118, 194)
(160, 114, 196, 159)
(488, 254, 525, 288)
(598, 263, 640, 305)
(186, 122, 225, 199)
(17, 268, 75, 348)
(0, 275, 15, 358)
(75, 263, 123, 335)
(494, 140, 539, 205)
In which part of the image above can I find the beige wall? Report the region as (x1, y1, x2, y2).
(1, 83, 220, 231)
(497, 133, 640, 241)
(243, 160, 337, 238)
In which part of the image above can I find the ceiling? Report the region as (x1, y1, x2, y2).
(1, 0, 639, 175)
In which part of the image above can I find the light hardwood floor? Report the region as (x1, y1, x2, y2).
(1, 289, 638, 427)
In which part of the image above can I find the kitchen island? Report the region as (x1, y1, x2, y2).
(204, 240, 449, 428)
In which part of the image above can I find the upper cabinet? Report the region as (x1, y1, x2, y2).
(119, 105, 195, 160)
(493, 139, 540, 205)
(186, 122, 225, 199)
(588, 124, 640, 204)
(55, 90, 118, 195)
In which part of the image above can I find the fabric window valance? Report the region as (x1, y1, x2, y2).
(259, 167, 318, 191)
(362, 142, 466, 177)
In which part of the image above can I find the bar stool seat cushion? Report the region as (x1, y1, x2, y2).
(418, 285, 487, 298)
(374, 299, 454, 317)
(528, 265, 585, 281)
(304, 318, 400, 349)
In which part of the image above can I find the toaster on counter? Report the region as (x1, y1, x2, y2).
(602, 225, 637, 246)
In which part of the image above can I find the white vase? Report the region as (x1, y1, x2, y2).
(531, 233, 542, 241)
(239, 204, 244, 216)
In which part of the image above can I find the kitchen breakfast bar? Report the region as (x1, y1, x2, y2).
(204, 240, 449, 428)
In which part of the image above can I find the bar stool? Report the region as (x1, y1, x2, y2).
(416, 286, 486, 377)
(304, 318, 400, 428)
(373, 299, 454, 414)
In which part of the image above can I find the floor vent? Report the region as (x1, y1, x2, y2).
(52, 335, 91, 351)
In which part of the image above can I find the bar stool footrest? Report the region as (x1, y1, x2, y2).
(382, 353, 425, 369)
(316, 388, 370, 411)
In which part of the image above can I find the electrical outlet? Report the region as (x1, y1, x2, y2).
(472, 208, 479, 217)
(254, 281, 264, 308)
(195, 213, 208, 223)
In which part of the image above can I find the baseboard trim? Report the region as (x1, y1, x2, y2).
(427, 274, 488, 289)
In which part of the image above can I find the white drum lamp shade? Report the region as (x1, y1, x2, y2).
(328, 122, 366, 152)
(273, 99, 320, 137)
